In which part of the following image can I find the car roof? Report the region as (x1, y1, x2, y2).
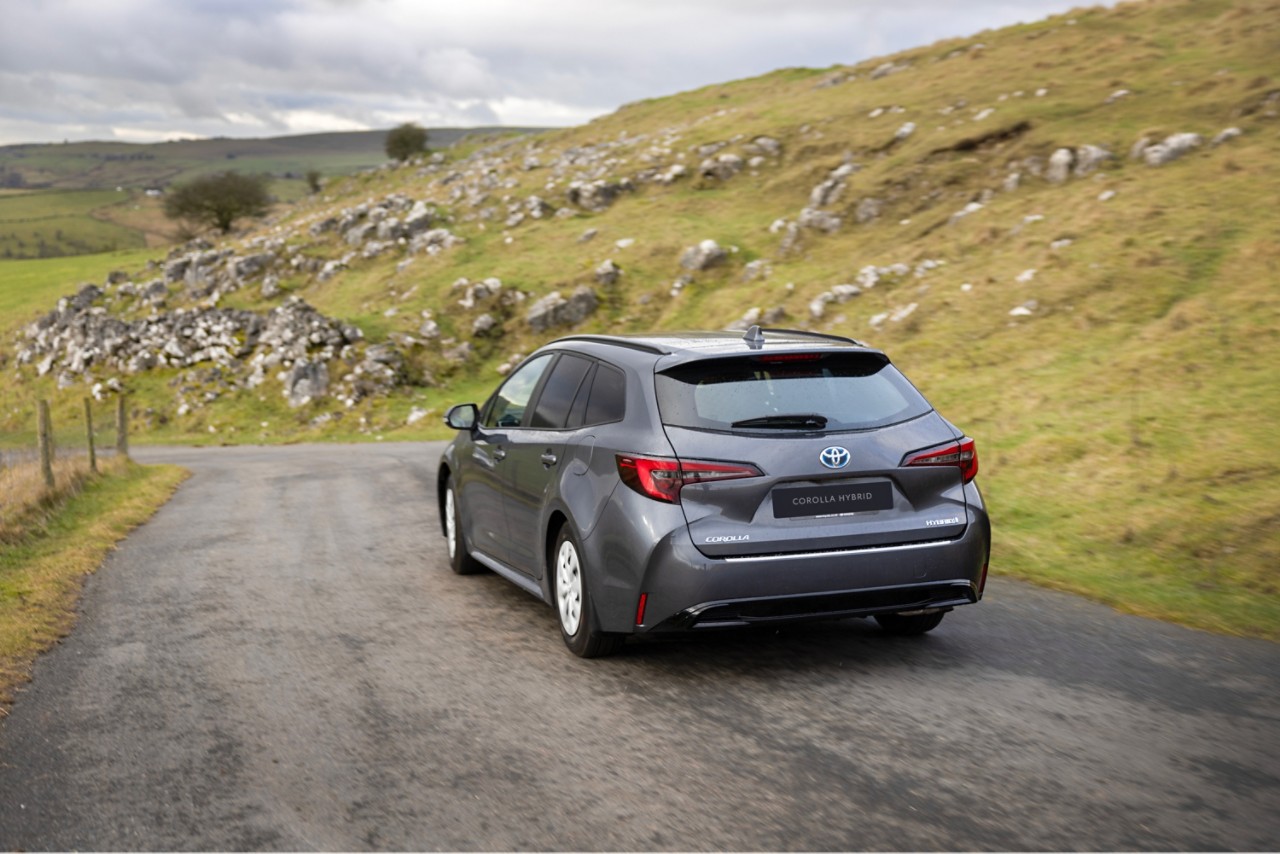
(546, 327, 882, 366)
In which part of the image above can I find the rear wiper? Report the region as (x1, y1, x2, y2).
(730, 413, 829, 429)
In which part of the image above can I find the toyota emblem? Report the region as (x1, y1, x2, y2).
(819, 446, 851, 469)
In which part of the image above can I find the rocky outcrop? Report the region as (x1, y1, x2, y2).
(595, 259, 622, 286)
(566, 179, 633, 212)
(525, 286, 600, 332)
(679, 239, 727, 271)
(700, 152, 745, 181)
(1045, 144, 1112, 182)
(1046, 148, 1074, 184)
(1138, 132, 1204, 166)
(15, 287, 407, 410)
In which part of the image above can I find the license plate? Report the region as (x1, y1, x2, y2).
(772, 481, 893, 518)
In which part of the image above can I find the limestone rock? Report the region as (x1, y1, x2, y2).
(286, 360, 329, 408)
(1046, 148, 1074, 183)
(679, 239, 727, 271)
(595, 259, 622, 286)
(855, 198, 882, 224)
(1143, 133, 1204, 166)
(798, 208, 842, 233)
(1211, 127, 1242, 146)
(1073, 145, 1112, 176)
(526, 286, 599, 332)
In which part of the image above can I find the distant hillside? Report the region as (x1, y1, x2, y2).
(0, 127, 546, 190)
(0, 127, 546, 259)
(2, 0, 1277, 638)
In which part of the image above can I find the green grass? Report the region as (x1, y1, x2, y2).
(0, 189, 148, 258)
(0, 248, 158, 330)
(0, 460, 188, 707)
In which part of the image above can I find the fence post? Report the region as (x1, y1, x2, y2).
(38, 399, 55, 489)
(84, 397, 98, 474)
(115, 394, 129, 460)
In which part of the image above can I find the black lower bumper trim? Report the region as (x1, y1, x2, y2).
(655, 582, 978, 630)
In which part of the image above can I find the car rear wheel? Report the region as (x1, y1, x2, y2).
(444, 478, 482, 575)
(553, 527, 621, 658)
(875, 611, 945, 635)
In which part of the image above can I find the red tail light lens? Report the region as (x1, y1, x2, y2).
(615, 454, 762, 503)
(901, 437, 978, 483)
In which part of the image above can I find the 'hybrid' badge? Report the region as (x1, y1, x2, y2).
(819, 446, 851, 469)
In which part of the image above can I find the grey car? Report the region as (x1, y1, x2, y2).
(438, 327, 990, 657)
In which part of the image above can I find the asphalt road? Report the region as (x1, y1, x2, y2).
(0, 443, 1277, 851)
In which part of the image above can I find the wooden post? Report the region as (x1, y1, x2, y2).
(115, 393, 129, 460)
(84, 397, 98, 473)
(38, 399, 55, 489)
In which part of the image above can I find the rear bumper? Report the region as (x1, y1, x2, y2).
(583, 488, 990, 633)
(637, 531, 986, 632)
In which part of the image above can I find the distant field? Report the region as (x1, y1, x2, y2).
(0, 127, 541, 192)
(0, 190, 146, 259)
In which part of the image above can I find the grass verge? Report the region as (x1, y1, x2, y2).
(0, 459, 188, 711)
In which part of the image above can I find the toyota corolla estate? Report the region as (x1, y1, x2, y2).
(438, 327, 990, 657)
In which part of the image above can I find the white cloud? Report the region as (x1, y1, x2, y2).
(0, 0, 1115, 145)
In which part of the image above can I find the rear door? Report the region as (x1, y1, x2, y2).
(655, 351, 969, 558)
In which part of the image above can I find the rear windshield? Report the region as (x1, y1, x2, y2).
(655, 353, 932, 432)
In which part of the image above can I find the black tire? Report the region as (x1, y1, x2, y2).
(552, 526, 622, 658)
(875, 611, 945, 636)
(444, 477, 483, 575)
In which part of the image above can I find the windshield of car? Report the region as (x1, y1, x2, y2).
(655, 352, 931, 432)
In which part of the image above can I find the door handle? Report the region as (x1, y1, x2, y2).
(493, 448, 507, 461)
(540, 452, 558, 467)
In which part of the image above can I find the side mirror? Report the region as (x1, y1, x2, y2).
(444, 403, 478, 430)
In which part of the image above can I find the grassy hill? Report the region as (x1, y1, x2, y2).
(1, 0, 1276, 638)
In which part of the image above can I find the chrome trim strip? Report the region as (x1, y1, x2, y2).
(721, 538, 957, 563)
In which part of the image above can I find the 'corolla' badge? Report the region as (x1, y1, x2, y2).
(819, 446, 851, 469)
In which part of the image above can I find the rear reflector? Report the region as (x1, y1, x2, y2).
(616, 454, 762, 503)
(635, 593, 648, 626)
(901, 437, 979, 483)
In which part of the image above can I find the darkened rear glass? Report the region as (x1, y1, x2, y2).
(656, 352, 931, 432)
(531, 354, 593, 429)
(585, 364, 626, 425)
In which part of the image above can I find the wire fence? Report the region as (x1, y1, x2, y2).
(1, 396, 129, 539)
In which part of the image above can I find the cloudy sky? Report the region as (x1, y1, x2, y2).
(0, 0, 1109, 146)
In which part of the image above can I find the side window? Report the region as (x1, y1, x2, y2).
(530, 354, 593, 429)
(585, 363, 626, 425)
(565, 365, 596, 429)
(483, 354, 553, 428)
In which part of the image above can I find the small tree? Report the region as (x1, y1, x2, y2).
(305, 169, 323, 194)
(385, 123, 429, 162)
(163, 171, 271, 235)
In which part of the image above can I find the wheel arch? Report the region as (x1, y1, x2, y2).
(543, 509, 570, 602)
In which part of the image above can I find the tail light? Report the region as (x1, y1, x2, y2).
(616, 454, 762, 503)
(902, 437, 979, 483)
